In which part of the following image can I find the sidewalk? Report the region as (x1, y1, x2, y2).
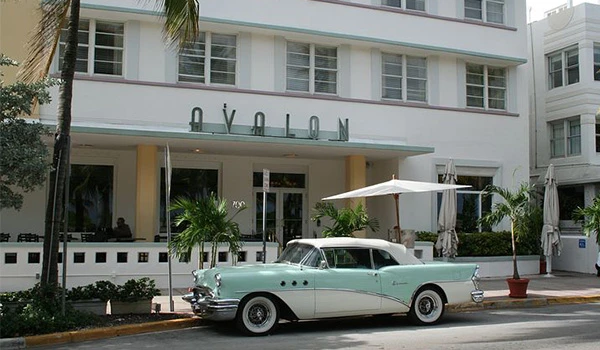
(3, 271, 600, 349)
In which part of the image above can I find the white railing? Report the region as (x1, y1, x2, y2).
(0, 242, 280, 292)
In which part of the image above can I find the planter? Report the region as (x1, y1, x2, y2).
(71, 300, 107, 315)
(507, 278, 530, 298)
(0, 300, 31, 312)
(110, 299, 152, 314)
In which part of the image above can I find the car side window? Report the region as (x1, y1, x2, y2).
(372, 249, 399, 269)
(322, 248, 372, 269)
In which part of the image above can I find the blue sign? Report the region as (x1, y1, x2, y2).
(579, 239, 586, 248)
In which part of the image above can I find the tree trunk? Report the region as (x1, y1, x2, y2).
(511, 221, 520, 280)
(41, 0, 80, 291)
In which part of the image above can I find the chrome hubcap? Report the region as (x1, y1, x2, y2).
(248, 304, 269, 326)
(418, 296, 435, 315)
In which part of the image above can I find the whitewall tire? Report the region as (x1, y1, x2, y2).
(236, 295, 279, 335)
(409, 288, 445, 325)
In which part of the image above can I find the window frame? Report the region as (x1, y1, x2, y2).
(286, 41, 338, 95)
(550, 118, 581, 158)
(437, 174, 493, 233)
(381, 0, 426, 12)
(466, 63, 506, 110)
(382, 53, 428, 103)
(594, 43, 600, 81)
(178, 32, 238, 86)
(547, 46, 579, 90)
(58, 19, 124, 77)
(464, 0, 505, 24)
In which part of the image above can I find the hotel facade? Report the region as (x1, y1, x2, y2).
(1, 1, 529, 253)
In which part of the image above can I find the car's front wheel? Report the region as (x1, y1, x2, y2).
(236, 294, 279, 335)
(408, 288, 445, 325)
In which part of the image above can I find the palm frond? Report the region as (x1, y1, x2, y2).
(18, 0, 71, 83)
(159, 0, 200, 47)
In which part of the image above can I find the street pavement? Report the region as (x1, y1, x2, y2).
(2, 271, 599, 349)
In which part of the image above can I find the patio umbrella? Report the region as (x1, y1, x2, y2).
(322, 176, 470, 242)
(436, 160, 459, 258)
(541, 164, 562, 275)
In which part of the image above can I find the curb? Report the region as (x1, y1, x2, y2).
(448, 294, 600, 312)
(0, 317, 204, 350)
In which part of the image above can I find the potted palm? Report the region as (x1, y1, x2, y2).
(109, 278, 160, 315)
(169, 194, 246, 269)
(311, 202, 379, 237)
(480, 183, 535, 298)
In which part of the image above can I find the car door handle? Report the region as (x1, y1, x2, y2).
(367, 272, 379, 277)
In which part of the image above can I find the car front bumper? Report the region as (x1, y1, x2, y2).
(182, 292, 239, 321)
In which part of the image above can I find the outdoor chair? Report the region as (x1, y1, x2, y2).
(17, 233, 40, 242)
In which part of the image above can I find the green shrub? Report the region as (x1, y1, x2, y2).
(416, 231, 540, 257)
(112, 278, 161, 302)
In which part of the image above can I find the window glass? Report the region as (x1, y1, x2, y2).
(567, 119, 581, 156)
(382, 53, 403, 100)
(286, 42, 310, 92)
(210, 34, 237, 85)
(322, 248, 372, 269)
(595, 122, 600, 152)
(372, 249, 399, 269)
(558, 186, 584, 220)
(383, 0, 401, 7)
(551, 122, 565, 157)
(94, 21, 123, 75)
(406, 56, 427, 102)
(551, 118, 580, 158)
(437, 175, 493, 232)
(286, 42, 337, 94)
(548, 47, 579, 89)
(252, 172, 305, 188)
(465, 0, 483, 20)
(466, 63, 505, 110)
(486, 0, 504, 24)
(179, 33, 206, 83)
(160, 168, 219, 233)
(382, 54, 426, 102)
(466, 63, 484, 108)
(406, 0, 425, 11)
(565, 48, 579, 85)
(67, 165, 114, 232)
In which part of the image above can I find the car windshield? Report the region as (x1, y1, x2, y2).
(275, 243, 320, 267)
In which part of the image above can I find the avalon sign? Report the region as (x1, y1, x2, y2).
(190, 103, 349, 141)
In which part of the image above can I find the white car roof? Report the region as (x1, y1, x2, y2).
(288, 237, 423, 265)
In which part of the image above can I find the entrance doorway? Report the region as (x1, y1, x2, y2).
(253, 172, 306, 248)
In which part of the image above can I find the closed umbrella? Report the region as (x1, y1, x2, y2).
(541, 164, 562, 275)
(436, 160, 459, 259)
(322, 176, 470, 243)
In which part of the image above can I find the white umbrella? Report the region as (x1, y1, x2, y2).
(322, 176, 470, 242)
(436, 160, 459, 259)
(541, 164, 562, 275)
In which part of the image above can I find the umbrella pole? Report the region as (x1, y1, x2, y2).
(394, 194, 401, 243)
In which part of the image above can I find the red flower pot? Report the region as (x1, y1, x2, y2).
(507, 278, 530, 298)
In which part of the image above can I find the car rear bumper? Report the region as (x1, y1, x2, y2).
(182, 292, 239, 321)
(471, 290, 484, 303)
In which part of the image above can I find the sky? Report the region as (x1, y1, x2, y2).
(526, 0, 600, 22)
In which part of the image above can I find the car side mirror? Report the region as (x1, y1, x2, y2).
(319, 260, 328, 270)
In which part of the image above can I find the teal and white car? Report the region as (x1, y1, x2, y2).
(183, 237, 484, 335)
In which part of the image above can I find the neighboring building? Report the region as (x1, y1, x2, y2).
(1, 1, 529, 250)
(528, 1, 600, 273)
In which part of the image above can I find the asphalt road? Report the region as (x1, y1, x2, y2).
(39, 303, 600, 350)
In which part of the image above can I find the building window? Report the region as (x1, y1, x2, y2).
(466, 63, 506, 110)
(4, 253, 17, 264)
(551, 118, 581, 158)
(548, 47, 579, 89)
(558, 186, 584, 220)
(159, 252, 168, 263)
(117, 252, 128, 263)
(382, 0, 425, 11)
(178, 32, 237, 85)
(28, 252, 40, 264)
(95, 252, 107, 263)
(382, 53, 427, 102)
(286, 42, 337, 94)
(594, 44, 600, 81)
(67, 165, 114, 233)
(437, 175, 493, 233)
(138, 252, 149, 263)
(596, 122, 600, 152)
(237, 251, 247, 262)
(160, 168, 219, 233)
(179, 252, 190, 263)
(73, 252, 85, 264)
(59, 19, 124, 75)
(465, 0, 504, 24)
(218, 251, 228, 262)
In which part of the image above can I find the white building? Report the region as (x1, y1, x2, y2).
(528, 1, 600, 273)
(1, 1, 529, 249)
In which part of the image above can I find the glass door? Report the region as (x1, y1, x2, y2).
(254, 189, 306, 247)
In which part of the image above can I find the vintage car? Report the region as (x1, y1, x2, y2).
(183, 237, 484, 335)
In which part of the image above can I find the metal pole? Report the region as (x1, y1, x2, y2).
(61, 137, 71, 316)
(165, 146, 174, 312)
(262, 191, 266, 263)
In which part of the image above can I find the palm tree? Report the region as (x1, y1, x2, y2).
(18, 0, 200, 292)
(311, 202, 379, 238)
(573, 195, 600, 246)
(479, 183, 535, 280)
(169, 194, 246, 269)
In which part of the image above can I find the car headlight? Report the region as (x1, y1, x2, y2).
(214, 273, 222, 287)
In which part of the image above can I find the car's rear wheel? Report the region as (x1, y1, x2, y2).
(408, 288, 444, 325)
(236, 295, 279, 335)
